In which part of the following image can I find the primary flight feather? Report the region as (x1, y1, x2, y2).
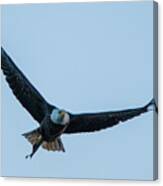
(1, 47, 157, 158)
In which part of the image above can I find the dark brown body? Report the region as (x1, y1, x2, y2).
(40, 115, 68, 142)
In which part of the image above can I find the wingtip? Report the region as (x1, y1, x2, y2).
(1, 47, 6, 57)
(1, 47, 9, 71)
(146, 98, 158, 113)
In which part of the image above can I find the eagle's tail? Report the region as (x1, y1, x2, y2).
(42, 137, 65, 152)
(22, 128, 43, 159)
(22, 128, 42, 145)
(23, 129, 65, 154)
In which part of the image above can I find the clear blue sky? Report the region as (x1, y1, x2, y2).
(1, 1, 155, 180)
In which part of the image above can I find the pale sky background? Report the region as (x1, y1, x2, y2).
(1, 1, 155, 180)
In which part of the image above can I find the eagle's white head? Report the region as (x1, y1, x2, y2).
(50, 109, 70, 125)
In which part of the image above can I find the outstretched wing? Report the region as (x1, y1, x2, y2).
(65, 102, 153, 134)
(1, 47, 55, 123)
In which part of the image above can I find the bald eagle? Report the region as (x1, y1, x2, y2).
(1, 47, 157, 159)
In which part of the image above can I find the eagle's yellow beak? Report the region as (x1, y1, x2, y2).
(60, 111, 65, 118)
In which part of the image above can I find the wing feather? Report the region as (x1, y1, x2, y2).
(1, 47, 55, 123)
(65, 105, 149, 134)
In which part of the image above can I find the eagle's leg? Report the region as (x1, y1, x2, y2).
(25, 138, 43, 159)
(57, 137, 65, 152)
